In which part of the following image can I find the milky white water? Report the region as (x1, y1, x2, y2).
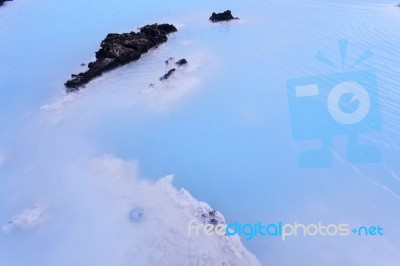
(1, 0, 400, 265)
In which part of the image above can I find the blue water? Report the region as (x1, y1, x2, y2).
(1, 0, 400, 265)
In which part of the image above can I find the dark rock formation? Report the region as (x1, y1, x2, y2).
(210, 218, 218, 225)
(65, 23, 177, 92)
(0, 0, 12, 7)
(160, 69, 176, 81)
(200, 209, 224, 226)
(209, 10, 238, 22)
(175, 58, 188, 66)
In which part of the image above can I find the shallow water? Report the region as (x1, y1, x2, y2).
(1, 0, 400, 265)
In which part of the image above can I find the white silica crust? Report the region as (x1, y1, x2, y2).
(2, 156, 260, 266)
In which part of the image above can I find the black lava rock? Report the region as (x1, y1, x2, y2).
(210, 218, 218, 225)
(160, 68, 176, 81)
(209, 10, 238, 22)
(0, 0, 12, 7)
(65, 23, 177, 92)
(175, 58, 188, 66)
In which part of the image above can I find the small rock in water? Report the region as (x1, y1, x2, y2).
(160, 68, 176, 81)
(175, 58, 188, 67)
(129, 207, 144, 222)
(209, 10, 238, 22)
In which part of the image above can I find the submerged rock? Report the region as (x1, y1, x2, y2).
(2, 204, 47, 234)
(165, 57, 174, 65)
(209, 10, 239, 22)
(160, 68, 176, 80)
(129, 207, 144, 222)
(175, 58, 188, 66)
(65, 23, 177, 92)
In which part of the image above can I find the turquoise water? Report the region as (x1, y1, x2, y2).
(1, 0, 400, 265)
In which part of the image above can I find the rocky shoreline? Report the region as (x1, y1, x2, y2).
(65, 23, 177, 92)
